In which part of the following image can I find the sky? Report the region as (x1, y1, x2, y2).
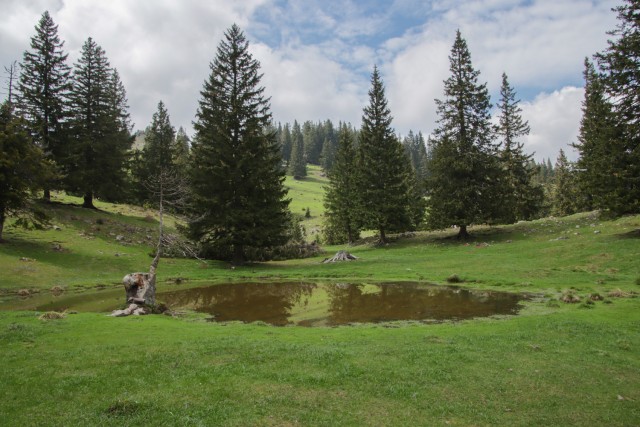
(0, 0, 620, 161)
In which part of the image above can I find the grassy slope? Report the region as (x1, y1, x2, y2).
(0, 300, 638, 426)
(0, 166, 639, 425)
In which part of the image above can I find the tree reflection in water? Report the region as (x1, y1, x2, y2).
(160, 282, 525, 326)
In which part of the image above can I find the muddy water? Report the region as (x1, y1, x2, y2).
(1, 282, 526, 326)
(161, 282, 525, 326)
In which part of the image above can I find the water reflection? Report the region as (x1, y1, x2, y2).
(161, 282, 525, 326)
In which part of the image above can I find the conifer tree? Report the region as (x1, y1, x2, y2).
(0, 102, 52, 241)
(279, 123, 292, 163)
(144, 101, 176, 177)
(573, 59, 625, 212)
(593, 0, 640, 214)
(323, 123, 361, 244)
(188, 25, 290, 263)
(17, 11, 72, 200)
(427, 31, 500, 238)
(133, 101, 176, 202)
(67, 38, 132, 208)
(288, 120, 307, 178)
(173, 126, 190, 169)
(551, 149, 579, 216)
(357, 66, 415, 243)
(496, 73, 543, 221)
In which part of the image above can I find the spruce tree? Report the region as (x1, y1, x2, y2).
(573, 59, 625, 212)
(0, 102, 52, 241)
(496, 73, 543, 222)
(144, 101, 176, 176)
(323, 123, 361, 244)
(593, 0, 640, 214)
(173, 126, 190, 169)
(551, 149, 579, 216)
(188, 24, 290, 263)
(357, 66, 415, 243)
(279, 123, 292, 163)
(67, 38, 132, 208)
(427, 31, 500, 238)
(288, 120, 307, 178)
(17, 11, 71, 200)
(133, 101, 176, 202)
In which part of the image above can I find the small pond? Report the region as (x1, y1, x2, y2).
(2, 282, 527, 326)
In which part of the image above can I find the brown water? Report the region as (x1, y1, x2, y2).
(161, 282, 525, 326)
(1, 282, 526, 326)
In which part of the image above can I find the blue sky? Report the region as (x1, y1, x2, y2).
(0, 0, 620, 160)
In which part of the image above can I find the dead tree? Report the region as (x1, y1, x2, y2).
(117, 169, 194, 313)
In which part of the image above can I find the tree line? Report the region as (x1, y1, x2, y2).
(2, 1, 638, 257)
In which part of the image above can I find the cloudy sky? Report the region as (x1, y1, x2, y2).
(0, 0, 619, 161)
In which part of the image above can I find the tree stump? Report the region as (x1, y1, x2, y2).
(111, 273, 156, 317)
(322, 250, 358, 263)
(123, 272, 156, 305)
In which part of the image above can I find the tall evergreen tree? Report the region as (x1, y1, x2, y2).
(357, 66, 415, 243)
(133, 101, 176, 202)
(0, 102, 52, 241)
(17, 11, 71, 200)
(188, 25, 290, 263)
(427, 31, 500, 238)
(551, 149, 579, 216)
(496, 73, 543, 222)
(173, 126, 190, 168)
(144, 101, 176, 176)
(593, 0, 640, 214)
(67, 38, 132, 208)
(288, 120, 306, 178)
(278, 122, 293, 163)
(573, 59, 625, 212)
(323, 123, 361, 244)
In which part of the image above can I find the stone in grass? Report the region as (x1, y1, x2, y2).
(446, 274, 463, 284)
(110, 303, 149, 317)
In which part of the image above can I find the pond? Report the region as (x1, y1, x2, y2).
(2, 282, 527, 326)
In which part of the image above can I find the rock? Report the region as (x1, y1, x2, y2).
(110, 309, 128, 317)
(116, 235, 125, 241)
(594, 230, 601, 234)
(53, 225, 62, 231)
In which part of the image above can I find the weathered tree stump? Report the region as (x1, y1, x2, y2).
(122, 272, 156, 305)
(322, 250, 358, 263)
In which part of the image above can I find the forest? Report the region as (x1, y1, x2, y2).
(2, 2, 638, 263)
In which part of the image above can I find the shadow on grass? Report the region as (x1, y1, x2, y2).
(617, 228, 640, 239)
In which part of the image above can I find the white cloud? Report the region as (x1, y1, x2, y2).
(521, 86, 583, 162)
(0, 0, 618, 154)
(380, 0, 616, 156)
(251, 42, 366, 127)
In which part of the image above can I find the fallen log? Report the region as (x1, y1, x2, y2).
(322, 250, 358, 263)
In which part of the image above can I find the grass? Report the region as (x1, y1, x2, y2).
(284, 164, 328, 240)
(0, 299, 638, 425)
(0, 173, 639, 425)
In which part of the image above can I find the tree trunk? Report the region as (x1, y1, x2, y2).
(0, 209, 5, 243)
(232, 244, 245, 265)
(379, 227, 387, 244)
(82, 191, 95, 209)
(43, 188, 51, 202)
(457, 224, 470, 240)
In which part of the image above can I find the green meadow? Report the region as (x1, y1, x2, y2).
(0, 169, 639, 426)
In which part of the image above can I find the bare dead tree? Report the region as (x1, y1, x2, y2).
(2, 61, 19, 106)
(121, 169, 195, 310)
